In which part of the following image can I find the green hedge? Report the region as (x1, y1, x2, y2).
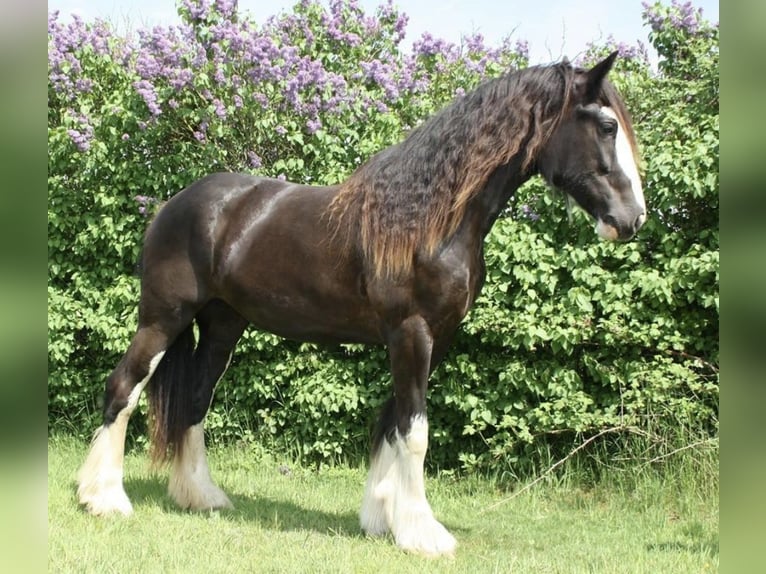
(48, 1, 718, 471)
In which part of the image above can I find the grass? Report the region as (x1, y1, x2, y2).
(48, 435, 718, 573)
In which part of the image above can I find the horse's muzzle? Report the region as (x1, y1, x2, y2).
(597, 210, 646, 241)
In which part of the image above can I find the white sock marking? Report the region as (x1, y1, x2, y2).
(168, 423, 232, 510)
(360, 414, 456, 556)
(360, 432, 397, 536)
(77, 351, 165, 515)
(167, 351, 234, 510)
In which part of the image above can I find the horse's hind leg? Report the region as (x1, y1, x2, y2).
(167, 300, 247, 511)
(77, 323, 179, 515)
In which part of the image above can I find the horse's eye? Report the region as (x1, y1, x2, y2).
(600, 121, 617, 136)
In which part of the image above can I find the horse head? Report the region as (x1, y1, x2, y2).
(538, 52, 646, 241)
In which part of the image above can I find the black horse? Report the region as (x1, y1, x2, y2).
(78, 53, 645, 556)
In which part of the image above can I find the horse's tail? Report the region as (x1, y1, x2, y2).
(146, 322, 196, 464)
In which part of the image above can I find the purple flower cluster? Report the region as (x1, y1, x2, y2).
(512, 39, 530, 62)
(414, 32, 458, 60)
(66, 127, 93, 153)
(520, 204, 540, 222)
(360, 59, 401, 100)
(642, 0, 715, 36)
(134, 194, 161, 216)
(577, 35, 651, 67)
(247, 151, 263, 168)
(609, 37, 649, 62)
(48, 12, 128, 101)
(61, 108, 94, 152)
(48, 0, 529, 159)
(179, 0, 237, 22)
(133, 79, 161, 117)
(378, 0, 409, 45)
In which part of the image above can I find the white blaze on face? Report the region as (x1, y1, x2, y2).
(601, 106, 646, 218)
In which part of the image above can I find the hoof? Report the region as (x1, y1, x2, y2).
(394, 512, 457, 557)
(77, 480, 134, 516)
(169, 477, 233, 511)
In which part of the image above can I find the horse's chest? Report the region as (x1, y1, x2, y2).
(419, 258, 483, 327)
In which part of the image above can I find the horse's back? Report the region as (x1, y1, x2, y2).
(137, 172, 375, 340)
(142, 172, 331, 267)
(144, 172, 260, 243)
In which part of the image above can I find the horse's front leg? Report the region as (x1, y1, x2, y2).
(360, 315, 457, 556)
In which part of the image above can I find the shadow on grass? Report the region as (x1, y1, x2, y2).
(229, 492, 362, 537)
(122, 476, 362, 538)
(119, 475, 468, 542)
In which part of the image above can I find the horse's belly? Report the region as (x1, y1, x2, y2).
(220, 277, 382, 345)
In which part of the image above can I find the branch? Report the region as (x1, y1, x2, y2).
(482, 425, 637, 512)
(639, 437, 718, 467)
(661, 348, 719, 374)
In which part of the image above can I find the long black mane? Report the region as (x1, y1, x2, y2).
(330, 61, 576, 277)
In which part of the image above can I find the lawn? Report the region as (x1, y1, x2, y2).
(48, 436, 718, 573)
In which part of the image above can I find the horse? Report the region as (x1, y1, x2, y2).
(77, 52, 645, 556)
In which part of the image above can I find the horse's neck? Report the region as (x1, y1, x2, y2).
(463, 159, 532, 241)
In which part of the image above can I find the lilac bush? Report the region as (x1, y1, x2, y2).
(48, 0, 528, 458)
(644, 0, 704, 35)
(48, 0, 717, 470)
(641, 0, 718, 77)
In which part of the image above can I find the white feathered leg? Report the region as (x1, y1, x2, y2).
(360, 415, 456, 556)
(77, 352, 165, 515)
(168, 423, 232, 510)
(360, 431, 397, 536)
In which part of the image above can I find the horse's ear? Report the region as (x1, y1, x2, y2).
(581, 50, 618, 102)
